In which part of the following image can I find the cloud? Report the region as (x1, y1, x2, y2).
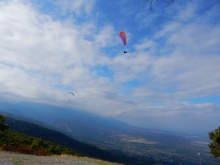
(121, 1, 220, 98)
(112, 101, 220, 134)
(0, 0, 219, 134)
(0, 0, 115, 103)
(51, 0, 96, 15)
(94, 25, 117, 47)
(104, 1, 220, 133)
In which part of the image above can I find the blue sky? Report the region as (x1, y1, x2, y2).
(0, 0, 220, 134)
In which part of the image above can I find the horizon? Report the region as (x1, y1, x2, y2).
(0, 101, 215, 136)
(0, 0, 219, 135)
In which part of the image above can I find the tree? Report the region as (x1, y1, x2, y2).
(0, 114, 9, 133)
(208, 126, 220, 157)
(143, 0, 174, 10)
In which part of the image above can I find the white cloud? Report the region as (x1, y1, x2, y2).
(122, 1, 220, 98)
(0, 0, 219, 134)
(0, 0, 116, 105)
(52, 0, 96, 15)
(102, 1, 220, 133)
(111, 101, 220, 134)
(94, 25, 117, 48)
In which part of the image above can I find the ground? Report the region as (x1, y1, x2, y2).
(0, 150, 122, 165)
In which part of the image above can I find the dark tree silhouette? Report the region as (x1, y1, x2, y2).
(143, 0, 174, 10)
(208, 126, 220, 157)
(0, 114, 9, 132)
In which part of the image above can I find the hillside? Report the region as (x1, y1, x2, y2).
(0, 130, 80, 156)
(2, 115, 137, 164)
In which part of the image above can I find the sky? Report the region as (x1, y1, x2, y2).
(0, 0, 220, 135)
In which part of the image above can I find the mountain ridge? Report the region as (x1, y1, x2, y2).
(0, 101, 132, 140)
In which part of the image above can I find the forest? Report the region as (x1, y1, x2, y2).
(0, 113, 81, 156)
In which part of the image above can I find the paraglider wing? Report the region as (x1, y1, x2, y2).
(68, 92, 74, 96)
(119, 31, 126, 46)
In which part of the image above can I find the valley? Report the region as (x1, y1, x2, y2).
(1, 102, 220, 165)
(84, 130, 219, 165)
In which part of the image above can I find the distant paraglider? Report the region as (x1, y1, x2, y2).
(68, 92, 74, 101)
(119, 31, 127, 53)
(68, 92, 74, 96)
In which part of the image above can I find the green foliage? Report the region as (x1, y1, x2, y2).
(208, 126, 220, 157)
(0, 114, 82, 156)
(2, 115, 132, 164)
(0, 114, 9, 134)
(0, 131, 81, 156)
(5, 116, 123, 162)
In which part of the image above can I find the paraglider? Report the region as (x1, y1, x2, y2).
(119, 31, 127, 53)
(68, 92, 74, 96)
(68, 92, 74, 101)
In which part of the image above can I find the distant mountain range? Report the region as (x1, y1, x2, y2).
(1, 101, 220, 165)
(0, 101, 131, 140)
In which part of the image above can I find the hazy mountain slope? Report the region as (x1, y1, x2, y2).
(0, 102, 133, 142)
(4, 116, 137, 165)
(0, 111, 59, 132)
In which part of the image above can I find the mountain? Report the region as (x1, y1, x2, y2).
(3, 115, 140, 164)
(1, 101, 220, 165)
(0, 101, 130, 140)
